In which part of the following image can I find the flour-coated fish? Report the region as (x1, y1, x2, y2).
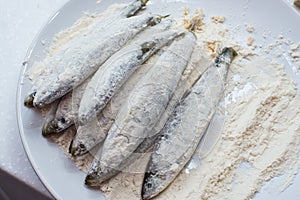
(78, 30, 184, 125)
(142, 47, 237, 200)
(26, 13, 160, 108)
(85, 31, 196, 187)
(24, 0, 148, 108)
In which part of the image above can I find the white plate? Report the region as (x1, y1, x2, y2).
(17, 0, 300, 199)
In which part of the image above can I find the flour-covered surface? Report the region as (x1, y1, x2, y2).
(26, 3, 300, 200)
(95, 9, 299, 200)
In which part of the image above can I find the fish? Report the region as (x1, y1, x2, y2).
(78, 29, 184, 125)
(121, 0, 148, 18)
(41, 76, 92, 136)
(84, 31, 196, 187)
(83, 43, 209, 183)
(85, 133, 156, 186)
(70, 110, 113, 156)
(41, 100, 60, 136)
(69, 20, 175, 156)
(24, 0, 148, 108)
(43, 22, 175, 136)
(142, 47, 237, 200)
(25, 13, 163, 108)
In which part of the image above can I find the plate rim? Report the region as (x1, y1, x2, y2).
(16, 0, 74, 199)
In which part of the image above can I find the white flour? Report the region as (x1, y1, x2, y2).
(35, 4, 300, 200)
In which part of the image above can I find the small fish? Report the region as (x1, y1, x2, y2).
(25, 13, 163, 108)
(85, 133, 156, 186)
(122, 0, 149, 18)
(84, 41, 204, 184)
(41, 76, 92, 135)
(78, 30, 184, 125)
(142, 47, 237, 200)
(24, 0, 148, 108)
(69, 21, 175, 156)
(84, 31, 196, 187)
(70, 110, 113, 156)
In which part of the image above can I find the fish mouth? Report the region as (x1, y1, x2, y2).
(42, 119, 58, 136)
(85, 174, 101, 187)
(69, 142, 87, 157)
(142, 172, 159, 200)
(223, 47, 238, 57)
(141, 0, 149, 7)
(68, 140, 74, 154)
(215, 47, 238, 67)
(24, 92, 36, 108)
(142, 186, 154, 200)
(147, 15, 170, 27)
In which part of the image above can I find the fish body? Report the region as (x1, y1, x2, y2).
(70, 21, 175, 156)
(78, 30, 184, 125)
(41, 76, 92, 135)
(25, 0, 148, 108)
(85, 31, 196, 187)
(70, 109, 114, 156)
(28, 13, 157, 108)
(58, 77, 92, 131)
(142, 47, 237, 200)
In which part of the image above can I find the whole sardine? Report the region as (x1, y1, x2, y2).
(85, 133, 156, 186)
(24, 0, 148, 108)
(43, 26, 176, 135)
(78, 30, 184, 125)
(41, 76, 92, 136)
(84, 31, 196, 186)
(69, 21, 175, 156)
(83, 44, 208, 184)
(25, 13, 161, 108)
(142, 47, 237, 200)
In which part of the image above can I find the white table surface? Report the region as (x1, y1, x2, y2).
(0, 0, 68, 197)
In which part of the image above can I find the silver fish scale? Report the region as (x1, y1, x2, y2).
(142, 48, 236, 200)
(33, 14, 154, 107)
(97, 31, 196, 173)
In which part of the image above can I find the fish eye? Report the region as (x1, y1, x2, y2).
(60, 117, 66, 123)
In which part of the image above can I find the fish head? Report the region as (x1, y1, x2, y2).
(24, 92, 36, 108)
(56, 116, 73, 131)
(42, 118, 59, 136)
(141, 41, 157, 54)
(142, 170, 166, 200)
(215, 47, 238, 67)
(85, 173, 102, 187)
(69, 140, 88, 157)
